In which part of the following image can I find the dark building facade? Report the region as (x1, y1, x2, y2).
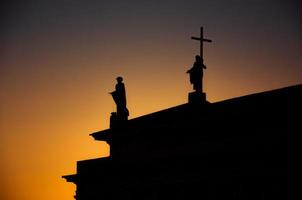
(63, 84, 301, 200)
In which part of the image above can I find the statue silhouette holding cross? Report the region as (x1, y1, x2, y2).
(187, 27, 212, 93)
(187, 27, 212, 104)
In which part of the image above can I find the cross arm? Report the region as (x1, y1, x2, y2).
(191, 37, 200, 40)
(203, 39, 212, 42)
(191, 37, 212, 42)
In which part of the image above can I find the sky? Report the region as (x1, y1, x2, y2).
(1, 0, 301, 200)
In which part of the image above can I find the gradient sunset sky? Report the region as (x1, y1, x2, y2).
(1, 0, 301, 200)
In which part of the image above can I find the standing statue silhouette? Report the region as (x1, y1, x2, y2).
(110, 76, 129, 120)
(187, 55, 207, 93)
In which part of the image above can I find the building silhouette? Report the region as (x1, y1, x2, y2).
(63, 83, 301, 200)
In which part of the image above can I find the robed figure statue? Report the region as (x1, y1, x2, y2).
(110, 76, 129, 120)
(187, 55, 207, 93)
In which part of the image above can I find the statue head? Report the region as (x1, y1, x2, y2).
(195, 55, 201, 62)
(116, 76, 123, 83)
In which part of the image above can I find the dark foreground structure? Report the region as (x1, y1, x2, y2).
(63, 84, 301, 200)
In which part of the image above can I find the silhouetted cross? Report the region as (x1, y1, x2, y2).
(191, 26, 212, 62)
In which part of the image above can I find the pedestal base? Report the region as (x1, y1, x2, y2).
(110, 112, 128, 129)
(188, 91, 207, 105)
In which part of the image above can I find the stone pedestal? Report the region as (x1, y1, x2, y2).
(188, 91, 207, 105)
(110, 112, 128, 129)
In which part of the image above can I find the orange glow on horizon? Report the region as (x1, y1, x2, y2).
(1, 47, 301, 199)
